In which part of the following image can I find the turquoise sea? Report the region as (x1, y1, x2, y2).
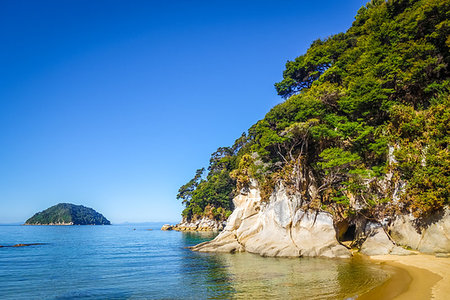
(0, 224, 391, 299)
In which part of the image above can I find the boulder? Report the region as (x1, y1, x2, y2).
(192, 181, 350, 258)
(361, 222, 413, 256)
(388, 208, 450, 254)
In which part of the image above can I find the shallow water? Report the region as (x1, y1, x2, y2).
(0, 224, 390, 299)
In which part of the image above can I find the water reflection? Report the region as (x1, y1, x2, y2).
(180, 232, 235, 299)
(212, 254, 388, 299)
(180, 232, 389, 299)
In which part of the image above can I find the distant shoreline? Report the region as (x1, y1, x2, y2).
(23, 223, 74, 226)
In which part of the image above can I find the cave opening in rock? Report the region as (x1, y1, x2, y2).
(341, 224, 356, 242)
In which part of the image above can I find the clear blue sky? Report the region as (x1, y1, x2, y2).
(0, 0, 367, 223)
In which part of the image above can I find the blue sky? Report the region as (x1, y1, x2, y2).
(0, 0, 367, 223)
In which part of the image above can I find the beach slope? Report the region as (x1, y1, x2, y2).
(370, 254, 450, 300)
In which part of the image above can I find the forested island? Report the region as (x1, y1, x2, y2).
(174, 0, 449, 257)
(25, 203, 110, 225)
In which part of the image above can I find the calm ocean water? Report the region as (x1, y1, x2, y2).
(0, 224, 391, 299)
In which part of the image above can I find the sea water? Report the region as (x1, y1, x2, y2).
(0, 224, 391, 299)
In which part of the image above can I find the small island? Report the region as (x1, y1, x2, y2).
(25, 203, 111, 225)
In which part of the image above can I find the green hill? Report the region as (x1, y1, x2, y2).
(178, 0, 449, 222)
(25, 203, 111, 225)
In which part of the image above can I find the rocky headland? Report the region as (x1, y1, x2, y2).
(161, 0, 449, 278)
(164, 0, 450, 297)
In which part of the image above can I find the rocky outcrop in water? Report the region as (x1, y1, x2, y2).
(161, 224, 173, 231)
(191, 180, 350, 258)
(161, 217, 226, 232)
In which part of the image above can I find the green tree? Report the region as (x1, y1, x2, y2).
(177, 168, 204, 206)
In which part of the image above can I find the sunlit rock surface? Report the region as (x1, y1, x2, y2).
(191, 180, 350, 258)
(388, 208, 450, 254)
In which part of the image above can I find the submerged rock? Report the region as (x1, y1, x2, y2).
(191, 181, 350, 258)
(0, 243, 46, 248)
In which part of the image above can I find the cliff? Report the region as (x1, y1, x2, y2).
(192, 180, 450, 257)
(178, 0, 449, 257)
(25, 203, 111, 225)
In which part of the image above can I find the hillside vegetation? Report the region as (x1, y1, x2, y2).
(178, 0, 449, 223)
(25, 203, 111, 225)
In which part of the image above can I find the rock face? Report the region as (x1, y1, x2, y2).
(388, 208, 450, 253)
(161, 217, 226, 232)
(189, 180, 449, 257)
(360, 223, 412, 256)
(191, 181, 350, 258)
(358, 209, 450, 255)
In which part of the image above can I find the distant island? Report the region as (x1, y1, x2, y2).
(25, 203, 111, 225)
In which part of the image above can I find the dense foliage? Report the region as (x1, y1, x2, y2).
(25, 203, 111, 225)
(179, 0, 449, 221)
(177, 145, 244, 220)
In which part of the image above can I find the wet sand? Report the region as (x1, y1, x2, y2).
(368, 253, 450, 299)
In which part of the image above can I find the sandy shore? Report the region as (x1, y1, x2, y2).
(368, 253, 450, 299)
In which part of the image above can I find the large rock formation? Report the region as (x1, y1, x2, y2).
(191, 179, 450, 257)
(191, 181, 350, 258)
